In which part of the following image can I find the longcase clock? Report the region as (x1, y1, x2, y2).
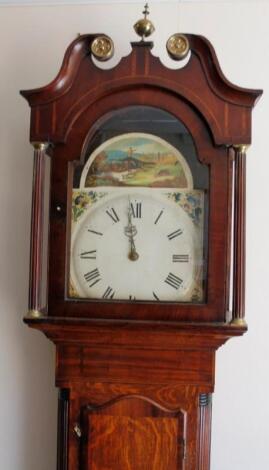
(21, 9, 262, 470)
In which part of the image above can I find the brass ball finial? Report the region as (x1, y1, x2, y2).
(134, 3, 155, 41)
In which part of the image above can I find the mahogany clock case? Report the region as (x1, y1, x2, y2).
(21, 32, 262, 470)
(21, 34, 261, 325)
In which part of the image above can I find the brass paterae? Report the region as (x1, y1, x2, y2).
(91, 36, 114, 62)
(166, 34, 190, 60)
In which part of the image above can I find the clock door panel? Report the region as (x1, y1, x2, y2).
(47, 89, 233, 322)
(81, 397, 186, 470)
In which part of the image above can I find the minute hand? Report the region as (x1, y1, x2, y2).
(124, 205, 139, 261)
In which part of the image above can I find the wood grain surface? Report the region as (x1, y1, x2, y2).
(81, 397, 185, 469)
(21, 33, 261, 470)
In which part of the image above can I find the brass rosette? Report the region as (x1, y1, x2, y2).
(91, 35, 114, 62)
(166, 34, 190, 61)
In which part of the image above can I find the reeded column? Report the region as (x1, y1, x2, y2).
(198, 393, 212, 470)
(27, 142, 49, 318)
(231, 144, 248, 326)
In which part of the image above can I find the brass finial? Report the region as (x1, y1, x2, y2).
(134, 3, 155, 41)
(143, 3, 150, 18)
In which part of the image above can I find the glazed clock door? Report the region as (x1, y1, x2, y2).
(68, 106, 209, 307)
(80, 397, 186, 470)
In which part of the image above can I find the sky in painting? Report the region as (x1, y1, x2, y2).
(106, 135, 173, 160)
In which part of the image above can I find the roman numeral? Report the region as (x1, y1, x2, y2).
(154, 210, 163, 225)
(167, 229, 183, 240)
(102, 286, 115, 299)
(88, 229, 103, 236)
(173, 254, 189, 263)
(153, 292, 160, 301)
(165, 273, 183, 290)
(131, 202, 142, 218)
(84, 268, 101, 287)
(106, 208, 120, 223)
(129, 295, 136, 301)
(80, 250, 96, 259)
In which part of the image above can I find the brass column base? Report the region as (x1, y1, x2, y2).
(25, 309, 44, 319)
(230, 318, 247, 327)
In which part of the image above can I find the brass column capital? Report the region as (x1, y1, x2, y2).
(233, 144, 250, 153)
(31, 141, 49, 151)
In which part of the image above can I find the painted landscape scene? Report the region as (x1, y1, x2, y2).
(84, 134, 190, 188)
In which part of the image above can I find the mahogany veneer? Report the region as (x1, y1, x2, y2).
(21, 32, 262, 470)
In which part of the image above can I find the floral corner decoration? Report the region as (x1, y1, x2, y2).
(166, 191, 204, 227)
(72, 190, 107, 222)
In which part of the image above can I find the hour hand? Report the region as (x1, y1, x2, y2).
(129, 235, 139, 261)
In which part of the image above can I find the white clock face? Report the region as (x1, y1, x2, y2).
(70, 190, 203, 302)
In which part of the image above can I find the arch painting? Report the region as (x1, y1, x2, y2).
(80, 133, 193, 189)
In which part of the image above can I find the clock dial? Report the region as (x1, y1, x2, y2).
(70, 191, 203, 302)
(69, 109, 208, 304)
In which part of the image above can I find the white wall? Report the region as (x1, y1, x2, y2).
(0, 2, 268, 469)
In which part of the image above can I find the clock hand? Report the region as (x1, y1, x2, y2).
(124, 201, 139, 261)
(129, 231, 139, 261)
